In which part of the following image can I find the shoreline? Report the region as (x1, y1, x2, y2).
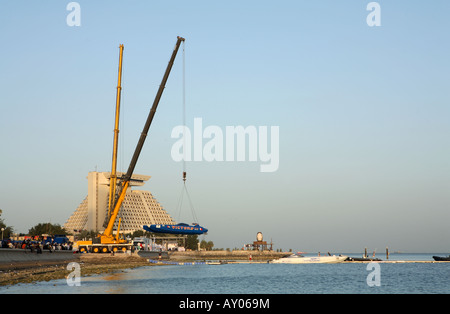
(0, 250, 288, 287)
(0, 254, 151, 287)
(1, 250, 447, 287)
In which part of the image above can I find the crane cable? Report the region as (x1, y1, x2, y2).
(176, 40, 199, 225)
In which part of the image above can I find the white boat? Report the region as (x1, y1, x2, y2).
(271, 253, 348, 264)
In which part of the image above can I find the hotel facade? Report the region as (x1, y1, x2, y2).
(64, 171, 175, 234)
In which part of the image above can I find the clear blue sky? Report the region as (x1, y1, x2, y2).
(1, 1, 449, 253)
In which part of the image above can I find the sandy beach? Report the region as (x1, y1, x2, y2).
(0, 250, 290, 287)
(0, 254, 151, 286)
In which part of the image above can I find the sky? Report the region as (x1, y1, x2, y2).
(1, 1, 449, 253)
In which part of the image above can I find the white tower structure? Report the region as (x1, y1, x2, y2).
(64, 171, 175, 234)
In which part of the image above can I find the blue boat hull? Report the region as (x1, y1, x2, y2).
(143, 223, 208, 235)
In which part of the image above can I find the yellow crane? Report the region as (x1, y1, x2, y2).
(78, 36, 185, 253)
(107, 44, 124, 223)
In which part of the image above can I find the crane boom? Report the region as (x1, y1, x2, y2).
(102, 36, 185, 241)
(107, 44, 124, 222)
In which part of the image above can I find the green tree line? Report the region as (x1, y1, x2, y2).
(0, 213, 215, 251)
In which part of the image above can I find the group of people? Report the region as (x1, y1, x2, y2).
(1, 238, 74, 252)
(42, 241, 73, 252)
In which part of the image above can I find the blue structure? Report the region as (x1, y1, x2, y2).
(143, 223, 208, 235)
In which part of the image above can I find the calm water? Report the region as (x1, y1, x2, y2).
(1, 253, 449, 294)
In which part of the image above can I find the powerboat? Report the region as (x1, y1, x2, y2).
(271, 253, 348, 264)
(432, 255, 450, 261)
(143, 223, 208, 235)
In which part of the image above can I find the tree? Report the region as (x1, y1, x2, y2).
(132, 230, 145, 238)
(28, 223, 67, 236)
(0, 210, 14, 239)
(185, 234, 199, 250)
(200, 240, 214, 251)
(77, 229, 98, 240)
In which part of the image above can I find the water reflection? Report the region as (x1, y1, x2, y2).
(101, 271, 128, 294)
(1, 256, 450, 294)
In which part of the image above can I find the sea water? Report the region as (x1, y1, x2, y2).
(1, 253, 449, 294)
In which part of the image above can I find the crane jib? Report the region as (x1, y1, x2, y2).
(104, 36, 185, 239)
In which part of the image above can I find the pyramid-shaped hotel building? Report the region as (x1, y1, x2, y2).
(64, 171, 175, 234)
